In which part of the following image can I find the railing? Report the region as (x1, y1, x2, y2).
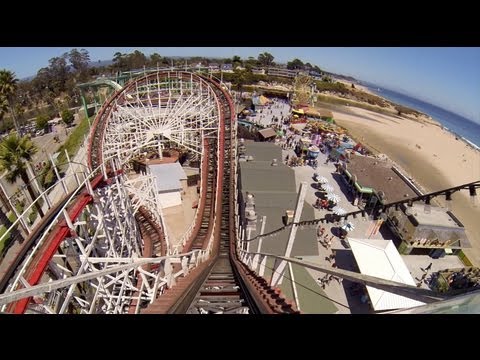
(0, 248, 211, 310)
(0, 163, 107, 305)
(0, 169, 90, 245)
(1, 71, 237, 313)
(237, 250, 447, 304)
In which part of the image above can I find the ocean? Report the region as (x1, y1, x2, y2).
(363, 83, 480, 149)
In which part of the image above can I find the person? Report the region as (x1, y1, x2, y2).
(422, 262, 433, 273)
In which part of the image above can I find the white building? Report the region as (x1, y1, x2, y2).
(348, 238, 426, 312)
(148, 163, 188, 209)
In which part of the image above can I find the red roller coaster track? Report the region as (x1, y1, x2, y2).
(2, 71, 295, 314)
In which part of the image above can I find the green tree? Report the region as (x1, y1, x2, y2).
(68, 48, 90, 81)
(0, 69, 20, 133)
(149, 53, 162, 67)
(36, 114, 49, 131)
(258, 52, 275, 68)
(245, 56, 258, 68)
(232, 55, 242, 68)
(0, 134, 44, 217)
(112, 52, 127, 72)
(61, 109, 74, 127)
(47, 55, 69, 94)
(321, 75, 333, 83)
(287, 58, 304, 70)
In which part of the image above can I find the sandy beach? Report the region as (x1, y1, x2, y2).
(330, 106, 480, 265)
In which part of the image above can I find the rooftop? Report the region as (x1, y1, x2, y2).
(148, 162, 187, 193)
(258, 128, 277, 139)
(348, 238, 426, 312)
(239, 142, 317, 257)
(346, 154, 416, 203)
(243, 141, 283, 163)
(408, 203, 462, 229)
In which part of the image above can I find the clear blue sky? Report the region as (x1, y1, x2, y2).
(1, 47, 479, 123)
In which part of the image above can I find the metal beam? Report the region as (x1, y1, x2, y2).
(248, 252, 448, 303)
(0, 254, 196, 306)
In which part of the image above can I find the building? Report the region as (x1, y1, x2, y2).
(338, 153, 417, 209)
(258, 128, 277, 142)
(267, 67, 298, 78)
(348, 238, 426, 312)
(237, 141, 338, 313)
(148, 162, 187, 209)
(252, 68, 266, 75)
(386, 203, 471, 255)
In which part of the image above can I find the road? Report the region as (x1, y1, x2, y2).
(0, 117, 82, 207)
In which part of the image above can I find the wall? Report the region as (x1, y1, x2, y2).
(158, 191, 182, 209)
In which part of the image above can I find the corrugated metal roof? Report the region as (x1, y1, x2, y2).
(243, 141, 283, 162)
(247, 192, 317, 257)
(348, 238, 425, 312)
(240, 163, 296, 193)
(148, 163, 187, 193)
(240, 141, 318, 257)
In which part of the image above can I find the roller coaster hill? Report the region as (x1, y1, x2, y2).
(0, 69, 479, 314)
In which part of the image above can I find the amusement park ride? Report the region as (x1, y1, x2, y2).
(0, 68, 478, 314)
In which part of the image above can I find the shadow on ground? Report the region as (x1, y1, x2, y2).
(333, 249, 373, 314)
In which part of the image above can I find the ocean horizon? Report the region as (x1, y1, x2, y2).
(363, 83, 480, 149)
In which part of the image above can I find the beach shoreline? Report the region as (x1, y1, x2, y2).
(328, 105, 480, 265)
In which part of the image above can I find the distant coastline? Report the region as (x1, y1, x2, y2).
(363, 83, 480, 149)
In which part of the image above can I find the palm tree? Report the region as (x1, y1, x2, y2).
(0, 69, 20, 133)
(0, 95, 8, 122)
(0, 134, 44, 218)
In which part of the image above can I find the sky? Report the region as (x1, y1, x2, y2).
(0, 47, 479, 123)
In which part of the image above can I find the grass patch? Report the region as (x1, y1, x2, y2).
(40, 114, 90, 188)
(315, 95, 395, 116)
(8, 211, 16, 223)
(0, 211, 18, 256)
(56, 115, 90, 167)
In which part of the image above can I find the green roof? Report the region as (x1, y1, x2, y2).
(243, 141, 283, 162)
(240, 141, 338, 313)
(240, 162, 296, 193)
(354, 182, 374, 194)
